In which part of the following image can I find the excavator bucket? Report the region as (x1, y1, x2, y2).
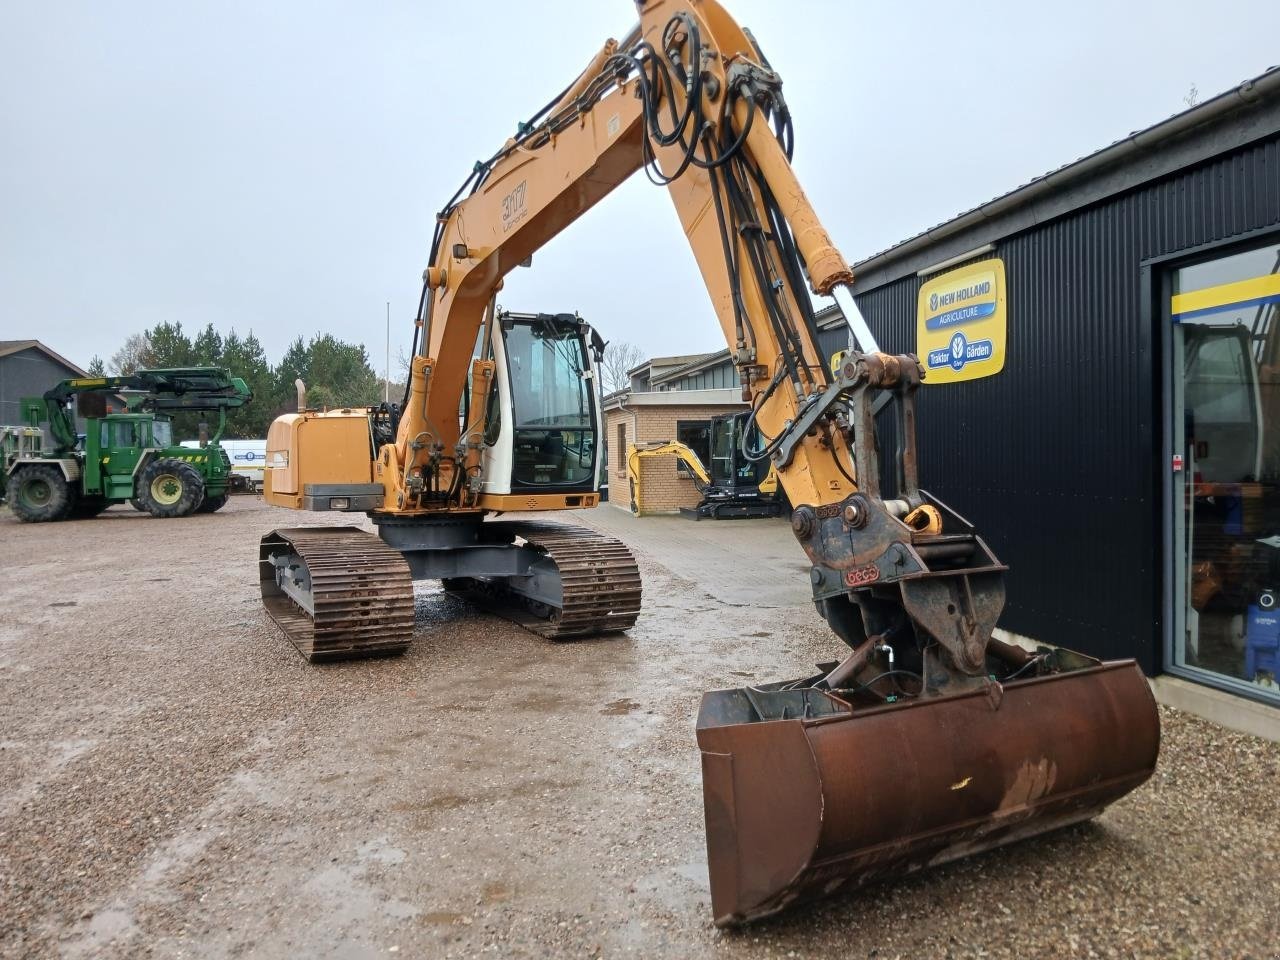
(696, 652, 1159, 926)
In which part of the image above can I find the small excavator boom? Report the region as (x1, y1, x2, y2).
(627, 441, 713, 514)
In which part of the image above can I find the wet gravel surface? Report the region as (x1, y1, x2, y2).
(1, 497, 1278, 959)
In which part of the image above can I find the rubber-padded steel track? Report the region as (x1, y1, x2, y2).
(448, 521, 642, 639)
(259, 527, 415, 662)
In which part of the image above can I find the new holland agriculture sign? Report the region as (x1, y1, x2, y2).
(917, 259, 1007, 384)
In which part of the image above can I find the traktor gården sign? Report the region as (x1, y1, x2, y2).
(916, 259, 1007, 384)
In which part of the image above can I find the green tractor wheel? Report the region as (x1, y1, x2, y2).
(138, 458, 205, 518)
(9, 463, 74, 523)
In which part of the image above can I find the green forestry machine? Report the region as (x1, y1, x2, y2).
(0, 367, 252, 522)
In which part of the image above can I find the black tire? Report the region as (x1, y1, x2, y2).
(9, 464, 74, 523)
(196, 492, 229, 513)
(138, 458, 205, 518)
(129, 498, 146, 512)
(69, 495, 111, 519)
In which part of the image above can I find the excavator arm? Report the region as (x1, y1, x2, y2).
(628, 441, 712, 488)
(626, 440, 713, 515)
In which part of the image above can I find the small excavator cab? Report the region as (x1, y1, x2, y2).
(700, 412, 781, 512)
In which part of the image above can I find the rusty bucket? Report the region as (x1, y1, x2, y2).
(696, 655, 1160, 926)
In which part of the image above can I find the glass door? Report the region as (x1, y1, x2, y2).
(1170, 239, 1280, 701)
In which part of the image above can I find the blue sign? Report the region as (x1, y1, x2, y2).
(927, 331, 994, 372)
(924, 300, 997, 331)
(235, 451, 261, 462)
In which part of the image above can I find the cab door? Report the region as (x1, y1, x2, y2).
(102, 419, 145, 499)
(481, 313, 601, 496)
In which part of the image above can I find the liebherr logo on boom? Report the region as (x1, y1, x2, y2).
(502, 180, 528, 232)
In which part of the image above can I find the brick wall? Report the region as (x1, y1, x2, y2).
(604, 402, 746, 514)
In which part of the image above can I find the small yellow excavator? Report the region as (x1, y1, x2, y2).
(627, 411, 781, 518)
(258, 0, 1160, 926)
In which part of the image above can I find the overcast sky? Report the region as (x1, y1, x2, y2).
(2, 1, 1277, 373)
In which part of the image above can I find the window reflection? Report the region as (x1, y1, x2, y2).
(1174, 241, 1280, 698)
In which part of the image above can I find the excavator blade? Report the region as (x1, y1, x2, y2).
(696, 656, 1159, 926)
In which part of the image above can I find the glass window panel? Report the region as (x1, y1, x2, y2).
(505, 320, 595, 487)
(676, 420, 710, 478)
(1172, 239, 1280, 701)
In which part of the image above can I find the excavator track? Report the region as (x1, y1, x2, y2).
(259, 527, 415, 662)
(445, 521, 641, 639)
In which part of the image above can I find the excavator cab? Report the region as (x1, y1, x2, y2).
(691, 412, 782, 519)
(480, 311, 605, 497)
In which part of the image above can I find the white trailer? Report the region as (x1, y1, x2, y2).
(182, 439, 266, 492)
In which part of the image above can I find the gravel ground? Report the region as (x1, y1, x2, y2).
(0, 496, 1277, 959)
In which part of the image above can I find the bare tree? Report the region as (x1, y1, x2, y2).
(599, 340, 646, 395)
(109, 332, 154, 375)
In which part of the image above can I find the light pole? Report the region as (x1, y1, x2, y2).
(385, 300, 390, 403)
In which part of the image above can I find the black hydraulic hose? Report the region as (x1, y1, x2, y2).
(444, 454, 464, 502)
(838, 669, 924, 700)
(453, 74, 582, 202)
(704, 138, 750, 354)
(739, 365, 789, 463)
(731, 108, 817, 370)
(650, 15, 704, 148)
(688, 87, 756, 173)
(715, 97, 825, 397)
(831, 438, 858, 487)
(629, 48, 707, 186)
(756, 171, 827, 386)
(719, 152, 806, 391)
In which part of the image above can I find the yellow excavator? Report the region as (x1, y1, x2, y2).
(259, 0, 1160, 926)
(626, 411, 781, 518)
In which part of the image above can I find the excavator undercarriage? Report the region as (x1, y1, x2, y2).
(260, 518, 641, 660)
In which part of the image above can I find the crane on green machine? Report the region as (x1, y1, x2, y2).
(1, 367, 252, 522)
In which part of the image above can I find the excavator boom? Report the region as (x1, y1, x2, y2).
(259, 0, 1160, 926)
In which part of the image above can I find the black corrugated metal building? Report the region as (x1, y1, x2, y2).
(846, 67, 1280, 706)
(0, 340, 93, 435)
